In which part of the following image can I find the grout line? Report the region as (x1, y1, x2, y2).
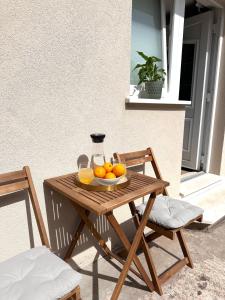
(181, 179, 225, 201)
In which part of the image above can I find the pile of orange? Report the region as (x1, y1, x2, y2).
(94, 162, 126, 179)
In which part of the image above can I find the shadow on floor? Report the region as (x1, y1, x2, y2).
(69, 253, 149, 300)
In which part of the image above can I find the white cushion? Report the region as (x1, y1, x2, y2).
(0, 246, 81, 300)
(137, 196, 204, 229)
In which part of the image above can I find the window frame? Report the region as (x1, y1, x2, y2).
(129, 0, 187, 104)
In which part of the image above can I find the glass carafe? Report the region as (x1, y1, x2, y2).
(90, 133, 106, 168)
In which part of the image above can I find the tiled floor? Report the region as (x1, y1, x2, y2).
(70, 221, 225, 299)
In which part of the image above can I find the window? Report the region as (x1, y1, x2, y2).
(129, 0, 186, 104)
(131, 0, 163, 86)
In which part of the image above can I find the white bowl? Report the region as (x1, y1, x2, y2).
(94, 176, 123, 186)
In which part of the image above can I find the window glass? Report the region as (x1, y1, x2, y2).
(130, 0, 162, 86)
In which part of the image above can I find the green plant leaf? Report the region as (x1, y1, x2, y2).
(133, 63, 145, 71)
(135, 51, 166, 84)
(137, 51, 148, 61)
(152, 56, 161, 62)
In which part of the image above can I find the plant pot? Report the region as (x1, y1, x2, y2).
(140, 80, 164, 99)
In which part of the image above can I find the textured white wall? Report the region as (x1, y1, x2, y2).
(220, 128, 225, 175)
(208, 8, 225, 175)
(0, 0, 185, 264)
(221, 137, 225, 175)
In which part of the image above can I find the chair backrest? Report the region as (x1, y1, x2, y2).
(0, 166, 50, 248)
(114, 147, 168, 196)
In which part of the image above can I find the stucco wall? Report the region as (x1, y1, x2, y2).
(220, 129, 225, 175)
(221, 139, 225, 175)
(208, 6, 225, 175)
(0, 1, 185, 264)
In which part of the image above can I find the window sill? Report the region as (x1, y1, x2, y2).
(126, 97, 191, 106)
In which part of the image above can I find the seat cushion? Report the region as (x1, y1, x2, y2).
(0, 246, 81, 300)
(137, 196, 204, 229)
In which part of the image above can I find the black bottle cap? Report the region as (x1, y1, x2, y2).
(90, 133, 106, 143)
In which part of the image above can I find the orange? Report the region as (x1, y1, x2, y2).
(112, 163, 126, 177)
(104, 162, 113, 173)
(104, 172, 116, 179)
(94, 166, 106, 178)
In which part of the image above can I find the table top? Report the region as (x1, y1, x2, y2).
(44, 171, 169, 216)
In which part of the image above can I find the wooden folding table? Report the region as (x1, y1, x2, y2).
(44, 171, 169, 300)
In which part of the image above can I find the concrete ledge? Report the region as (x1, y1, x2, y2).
(126, 97, 190, 105)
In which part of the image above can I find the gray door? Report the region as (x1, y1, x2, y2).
(180, 12, 213, 170)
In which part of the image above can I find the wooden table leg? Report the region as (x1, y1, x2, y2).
(106, 212, 153, 293)
(68, 204, 151, 282)
(129, 201, 163, 295)
(64, 210, 90, 261)
(74, 205, 111, 256)
(106, 193, 157, 300)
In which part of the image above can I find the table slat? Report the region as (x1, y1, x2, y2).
(44, 171, 168, 215)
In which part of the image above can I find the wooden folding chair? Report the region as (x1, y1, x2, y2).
(114, 148, 203, 295)
(0, 166, 81, 300)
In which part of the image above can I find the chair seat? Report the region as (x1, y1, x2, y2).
(137, 196, 204, 229)
(0, 246, 81, 300)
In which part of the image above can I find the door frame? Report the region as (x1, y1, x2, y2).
(181, 4, 224, 172)
(181, 39, 199, 167)
(203, 7, 224, 172)
(182, 11, 213, 170)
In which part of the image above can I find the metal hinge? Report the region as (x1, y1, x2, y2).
(206, 92, 211, 103)
(212, 22, 219, 36)
(200, 155, 205, 169)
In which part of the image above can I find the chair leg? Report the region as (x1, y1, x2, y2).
(176, 230, 194, 268)
(197, 215, 203, 222)
(129, 202, 163, 295)
(60, 286, 81, 300)
(74, 285, 81, 300)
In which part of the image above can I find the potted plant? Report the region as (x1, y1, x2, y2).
(134, 51, 166, 99)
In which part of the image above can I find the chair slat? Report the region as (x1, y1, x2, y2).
(115, 147, 168, 196)
(0, 180, 29, 196)
(0, 170, 27, 184)
(124, 156, 152, 167)
(115, 149, 151, 161)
